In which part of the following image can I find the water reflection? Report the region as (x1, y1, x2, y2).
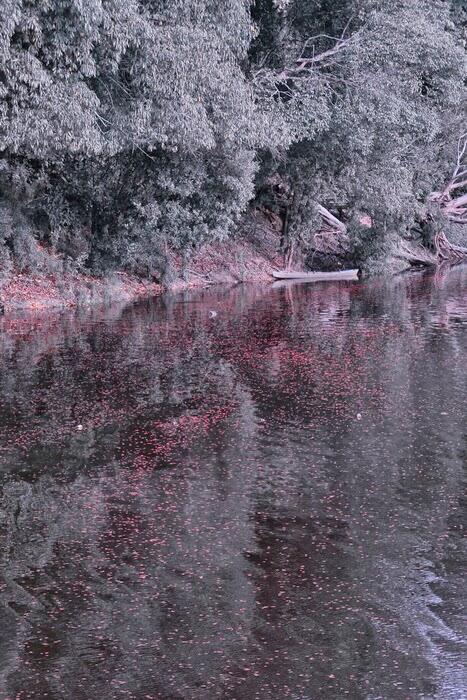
(0, 266, 466, 699)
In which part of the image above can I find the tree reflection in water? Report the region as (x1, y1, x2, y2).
(0, 266, 465, 700)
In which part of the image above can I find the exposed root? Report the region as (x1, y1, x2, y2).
(435, 231, 467, 263)
(396, 240, 437, 267)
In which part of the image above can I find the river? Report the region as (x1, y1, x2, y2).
(0, 266, 466, 700)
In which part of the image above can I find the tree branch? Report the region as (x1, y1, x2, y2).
(253, 30, 354, 95)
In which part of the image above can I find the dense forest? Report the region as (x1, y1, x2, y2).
(0, 0, 466, 281)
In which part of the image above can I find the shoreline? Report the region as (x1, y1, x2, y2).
(0, 224, 284, 314)
(2, 224, 447, 315)
(0, 264, 274, 315)
(0, 271, 164, 314)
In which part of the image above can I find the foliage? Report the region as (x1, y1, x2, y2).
(0, 0, 465, 277)
(255, 0, 466, 258)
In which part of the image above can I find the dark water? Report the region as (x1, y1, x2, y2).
(0, 267, 466, 700)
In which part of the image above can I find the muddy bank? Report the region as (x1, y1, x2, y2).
(167, 228, 284, 289)
(0, 272, 163, 313)
(0, 218, 284, 313)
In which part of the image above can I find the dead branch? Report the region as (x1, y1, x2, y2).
(276, 37, 352, 80)
(253, 30, 354, 96)
(312, 205, 350, 256)
(316, 204, 347, 233)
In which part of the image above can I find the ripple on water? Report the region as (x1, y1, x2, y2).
(0, 266, 465, 700)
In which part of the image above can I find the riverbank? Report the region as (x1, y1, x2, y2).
(0, 271, 164, 313)
(0, 213, 285, 313)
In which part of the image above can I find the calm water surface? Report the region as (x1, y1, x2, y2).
(0, 267, 466, 700)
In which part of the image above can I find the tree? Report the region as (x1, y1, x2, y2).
(0, 0, 465, 277)
(251, 0, 466, 269)
(0, 0, 262, 275)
